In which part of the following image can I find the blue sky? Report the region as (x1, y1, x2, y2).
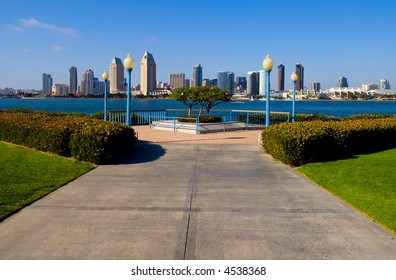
(0, 0, 395, 90)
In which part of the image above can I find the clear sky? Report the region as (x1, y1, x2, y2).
(1, 0, 395, 90)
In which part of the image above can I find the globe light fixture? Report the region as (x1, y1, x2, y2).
(291, 72, 298, 122)
(123, 53, 134, 126)
(262, 54, 273, 127)
(102, 71, 109, 121)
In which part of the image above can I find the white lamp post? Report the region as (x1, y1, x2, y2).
(291, 72, 298, 122)
(262, 54, 274, 127)
(102, 71, 109, 121)
(123, 53, 134, 126)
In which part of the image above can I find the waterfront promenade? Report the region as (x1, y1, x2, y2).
(0, 126, 395, 259)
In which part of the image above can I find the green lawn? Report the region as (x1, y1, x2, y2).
(0, 141, 94, 221)
(298, 148, 396, 234)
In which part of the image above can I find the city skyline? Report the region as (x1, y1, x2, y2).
(0, 0, 395, 90)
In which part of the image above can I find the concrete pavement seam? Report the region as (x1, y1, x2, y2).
(183, 144, 199, 260)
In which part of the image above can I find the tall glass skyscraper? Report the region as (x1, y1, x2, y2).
(338, 76, 348, 88)
(217, 71, 234, 95)
(140, 51, 156, 95)
(42, 73, 53, 94)
(246, 71, 259, 95)
(69, 66, 77, 95)
(110, 57, 124, 93)
(295, 64, 304, 91)
(277, 64, 285, 91)
(192, 64, 202, 87)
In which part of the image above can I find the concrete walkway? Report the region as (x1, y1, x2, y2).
(0, 127, 395, 259)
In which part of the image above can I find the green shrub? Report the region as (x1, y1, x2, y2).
(0, 110, 136, 164)
(262, 117, 396, 167)
(69, 121, 135, 164)
(177, 114, 223, 123)
(346, 114, 396, 120)
(295, 114, 341, 122)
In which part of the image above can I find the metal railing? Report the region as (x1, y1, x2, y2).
(149, 116, 200, 134)
(108, 109, 291, 130)
(108, 109, 167, 125)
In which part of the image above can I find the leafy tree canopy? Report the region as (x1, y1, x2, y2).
(170, 86, 231, 115)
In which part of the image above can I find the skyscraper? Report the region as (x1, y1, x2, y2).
(80, 69, 94, 95)
(170, 73, 186, 89)
(379, 79, 390, 90)
(311, 81, 321, 92)
(277, 64, 285, 91)
(235, 76, 247, 91)
(246, 71, 260, 95)
(295, 64, 304, 91)
(217, 71, 234, 95)
(69, 66, 77, 95)
(42, 73, 53, 94)
(192, 64, 203, 87)
(338, 76, 348, 88)
(140, 51, 156, 95)
(110, 57, 124, 93)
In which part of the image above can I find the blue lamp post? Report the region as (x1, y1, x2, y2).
(262, 54, 274, 127)
(102, 71, 109, 121)
(291, 72, 298, 122)
(123, 53, 134, 126)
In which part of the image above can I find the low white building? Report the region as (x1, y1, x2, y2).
(51, 84, 69, 96)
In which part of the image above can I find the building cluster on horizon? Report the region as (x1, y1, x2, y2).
(39, 51, 393, 98)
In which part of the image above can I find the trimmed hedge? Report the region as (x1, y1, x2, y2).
(0, 110, 136, 164)
(262, 117, 396, 167)
(177, 114, 223, 123)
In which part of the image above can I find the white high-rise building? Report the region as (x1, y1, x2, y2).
(80, 69, 94, 95)
(379, 79, 390, 90)
(110, 57, 125, 93)
(140, 51, 156, 95)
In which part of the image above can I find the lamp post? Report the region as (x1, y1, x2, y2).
(123, 53, 134, 126)
(102, 71, 109, 121)
(262, 54, 273, 127)
(290, 72, 298, 122)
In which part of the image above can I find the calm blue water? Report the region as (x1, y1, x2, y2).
(0, 98, 395, 117)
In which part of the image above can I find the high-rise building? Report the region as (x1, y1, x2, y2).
(42, 73, 53, 94)
(110, 57, 124, 93)
(295, 64, 304, 91)
(80, 69, 94, 95)
(140, 51, 156, 95)
(311, 81, 321, 92)
(69, 66, 77, 95)
(170, 73, 186, 89)
(192, 64, 203, 87)
(246, 71, 260, 95)
(259, 70, 266, 96)
(338, 76, 348, 88)
(379, 79, 390, 90)
(217, 71, 234, 95)
(235, 76, 247, 90)
(277, 64, 285, 91)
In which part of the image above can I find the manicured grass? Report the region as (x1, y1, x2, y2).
(0, 141, 94, 221)
(298, 148, 396, 233)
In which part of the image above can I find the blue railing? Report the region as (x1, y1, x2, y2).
(107, 109, 291, 128)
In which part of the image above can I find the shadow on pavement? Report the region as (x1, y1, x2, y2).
(114, 141, 166, 164)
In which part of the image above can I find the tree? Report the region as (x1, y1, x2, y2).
(170, 86, 231, 116)
(197, 86, 231, 115)
(170, 87, 199, 115)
